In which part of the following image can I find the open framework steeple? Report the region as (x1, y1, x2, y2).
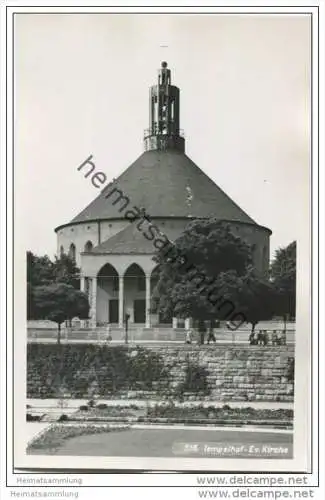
(143, 62, 185, 152)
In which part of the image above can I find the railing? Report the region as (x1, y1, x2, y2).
(143, 128, 185, 139)
(27, 327, 295, 345)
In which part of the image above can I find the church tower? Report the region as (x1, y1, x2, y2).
(55, 61, 271, 330)
(144, 62, 185, 152)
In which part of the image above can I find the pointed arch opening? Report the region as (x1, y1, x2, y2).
(97, 263, 119, 325)
(124, 263, 146, 324)
(262, 245, 268, 274)
(84, 240, 93, 252)
(69, 243, 76, 262)
(124, 263, 146, 290)
(263, 245, 268, 260)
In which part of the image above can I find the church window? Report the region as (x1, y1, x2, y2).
(262, 245, 268, 261)
(69, 243, 76, 262)
(84, 241, 93, 252)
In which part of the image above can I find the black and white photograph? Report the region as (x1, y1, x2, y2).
(3, 5, 319, 480)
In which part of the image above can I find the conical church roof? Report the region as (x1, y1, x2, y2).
(57, 62, 267, 233)
(70, 149, 256, 225)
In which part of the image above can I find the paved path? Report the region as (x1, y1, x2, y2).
(27, 339, 295, 346)
(132, 424, 292, 434)
(27, 339, 250, 344)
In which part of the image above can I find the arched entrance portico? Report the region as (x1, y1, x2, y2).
(80, 254, 157, 329)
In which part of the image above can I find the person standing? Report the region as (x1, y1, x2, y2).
(198, 319, 207, 345)
(272, 330, 278, 346)
(106, 323, 112, 343)
(280, 330, 287, 345)
(207, 320, 216, 344)
(185, 328, 192, 344)
(262, 330, 269, 346)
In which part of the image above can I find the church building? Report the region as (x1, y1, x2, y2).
(55, 62, 271, 332)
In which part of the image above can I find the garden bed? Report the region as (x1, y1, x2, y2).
(27, 423, 130, 452)
(30, 402, 293, 429)
(146, 404, 293, 421)
(143, 405, 293, 428)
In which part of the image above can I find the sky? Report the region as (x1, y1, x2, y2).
(14, 13, 311, 260)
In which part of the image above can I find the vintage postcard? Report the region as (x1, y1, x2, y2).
(2, 5, 320, 481)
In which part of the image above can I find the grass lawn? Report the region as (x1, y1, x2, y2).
(28, 426, 293, 458)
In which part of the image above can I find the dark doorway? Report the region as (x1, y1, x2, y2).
(134, 299, 145, 323)
(109, 299, 119, 323)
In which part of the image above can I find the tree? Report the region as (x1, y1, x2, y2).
(27, 252, 55, 319)
(27, 251, 81, 320)
(33, 283, 90, 344)
(270, 241, 296, 323)
(27, 251, 54, 287)
(238, 268, 277, 333)
(159, 218, 252, 277)
(152, 219, 253, 326)
(52, 253, 80, 289)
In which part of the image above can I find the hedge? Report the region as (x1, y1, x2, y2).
(27, 344, 170, 398)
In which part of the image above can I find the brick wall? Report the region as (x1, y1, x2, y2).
(27, 344, 294, 402)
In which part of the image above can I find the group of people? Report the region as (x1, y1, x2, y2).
(106, 320, 287, 346)
(185, 319, 218, 345)
(185, 328, 217, 345)
(249, 330, 287, 346)
(184, 320, 288, 346)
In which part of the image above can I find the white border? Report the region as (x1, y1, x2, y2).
(1, 0, 323, 492)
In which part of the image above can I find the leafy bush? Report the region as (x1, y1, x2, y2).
(179, 364, 210, 395)
(128, 404, 139, 410)
(27, 344, 169, 398)
(26, 414, 41, 422)
(287, 357, 295, 382)
(127, 348, 169, 390)
(146, 405, 293, 422)
(57, 414, 69, 422)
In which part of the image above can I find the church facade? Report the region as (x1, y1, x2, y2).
(55, 62, 271, 330)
